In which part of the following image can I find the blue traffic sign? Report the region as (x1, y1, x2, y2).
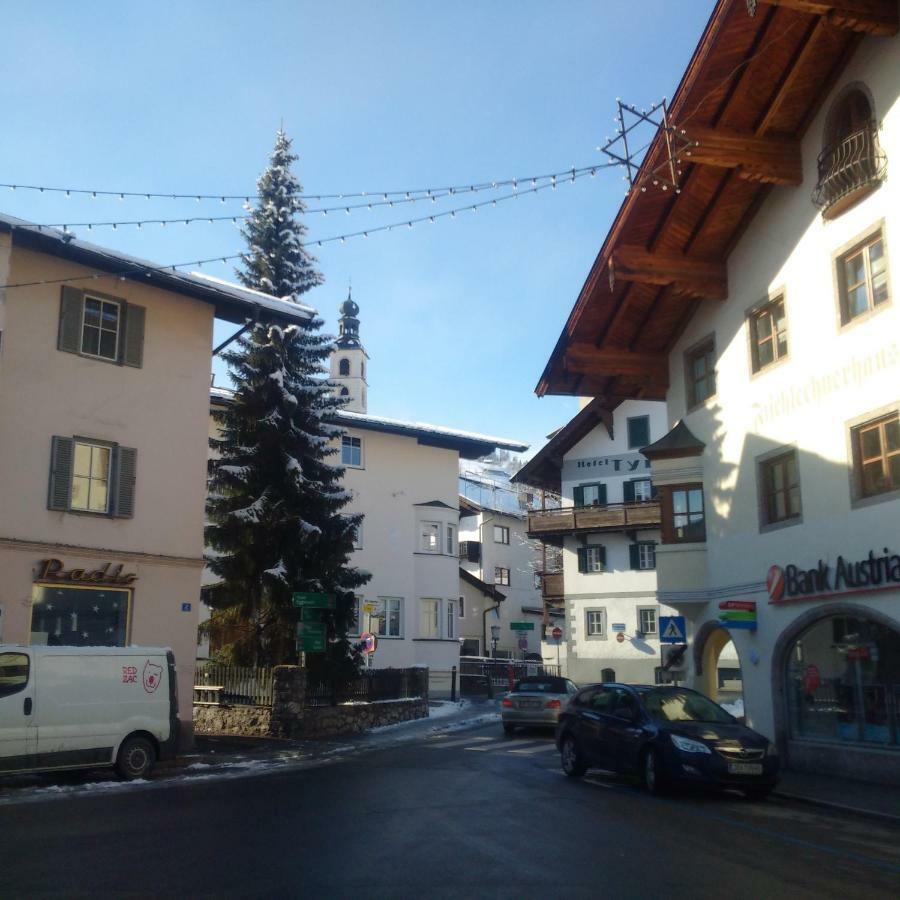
(659, 615, 686, 644)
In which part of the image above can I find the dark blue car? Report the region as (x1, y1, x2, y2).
(555, 683, 779, 799)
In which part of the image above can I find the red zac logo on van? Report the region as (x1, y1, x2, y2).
(122, 666, 138, 683)
(143, 661, 163, 694)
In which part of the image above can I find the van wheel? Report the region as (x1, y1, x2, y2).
(116, 736, 156, 780)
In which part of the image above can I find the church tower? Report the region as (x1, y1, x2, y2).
(330, 288, 369, 413)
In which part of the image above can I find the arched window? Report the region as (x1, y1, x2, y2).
(340, 387, 349, 397)
(339, 358, 350, 376)
(361, 361, 365, 379)
(814, 86, 886, 218)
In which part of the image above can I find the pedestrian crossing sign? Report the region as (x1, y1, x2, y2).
(659, 615, 686, 644)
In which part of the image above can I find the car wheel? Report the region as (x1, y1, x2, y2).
(116, 735, 156, 780)
(560, 734, 587, 778)
(743, 786, 773, 802)
(502, 723, 516, 736)
(641, 747, 666, 795)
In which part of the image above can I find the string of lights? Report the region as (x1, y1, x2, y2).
(2, 167, 595, 291)
(8, 164, 611, 233)
(0, 162, 608, 206)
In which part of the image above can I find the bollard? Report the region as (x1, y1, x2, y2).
(451, 666, 457, 703)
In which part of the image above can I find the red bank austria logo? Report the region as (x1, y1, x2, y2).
(767, 565, 785, 604)
(143, 661, 163, 694)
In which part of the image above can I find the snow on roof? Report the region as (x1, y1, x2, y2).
(0, 212, 315, 325)
(459, 463, 530, 518)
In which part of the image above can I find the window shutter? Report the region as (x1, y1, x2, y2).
(629, 543, 640, 570)
(623, 480, 635, 503)
(121, 304, 146, 368)
(577, 547, 587, 573)
(113, 446, 138, 518)
(599, 484, 607, 504)
(599, 545, 607, 569)
(573, 486, 584, 507)
(58, 287, 84, 354)
(47, 436, 74, 510)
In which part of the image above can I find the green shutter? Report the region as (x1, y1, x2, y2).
(598, 483, 607, 505)
(573, 486, 584, 507)
(629, 544, 640, 570)
(113, 446, 137, 518)
(577, 547, 587, 573)
(58, 287, 84, 354)
(599, 545, 607, 569)
(48, 436, 74, 510)
(625, 480, 637, 503)
(121, 304, 145, 368)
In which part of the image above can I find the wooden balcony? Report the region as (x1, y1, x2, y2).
(527, 501, 661, 538)
(540, 572, 564, 599)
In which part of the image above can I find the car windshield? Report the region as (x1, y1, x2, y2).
(515, 678, 567, 694)
(642, 688, 734, 724)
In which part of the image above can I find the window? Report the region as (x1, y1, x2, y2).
(0, 652, 29, 698)
(47, 437, 136, 518)
(585, 609, 607, 638)
(420, 599, 440, 638)
(339, 358, 350, 376)
(627, 416, 650, 449)
(461, 638, 480, 656)
(458, 597, 465, 618)
(446, 600, 455, 639)
(853, 412, 900, 498)
(57, 287, 144, 367)
(624, 479, 653, 503)
(493, 525, 510, 544)
(760, 450, 801, 525)
(577, 545, 606, 573)
(685, 338, 716, 408)
(749, 297, 788, 372)
(341, 436, 362, 467)
(420, 522, 441, 553)
(629, 541, 656, 570)
(31, 585, 130, 647)
(494, 567, 510, 586)
(446, 524, 455, 555)
(340, 387, 350, 397)
(372, 597, 402, 638)
(352, 522, 363, 550)
(638, 608, 658, 636)
(662, 485, 706, 543)
(573, 483, 606, 507)
(838, 231, 889, 325)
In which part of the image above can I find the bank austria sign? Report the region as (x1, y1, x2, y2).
(767, 548, 900, 605)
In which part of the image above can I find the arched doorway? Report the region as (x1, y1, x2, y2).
(694, 622, 743, 713)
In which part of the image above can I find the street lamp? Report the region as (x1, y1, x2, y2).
(490, 625, 500, 659)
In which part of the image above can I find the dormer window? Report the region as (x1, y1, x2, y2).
(813, 87, 886, 219)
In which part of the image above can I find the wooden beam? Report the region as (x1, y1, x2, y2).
(757, 0, 898, 35)
(676, 125, 802, 185)
(609, 245, 728, 300)
(566, 344, 670, 385)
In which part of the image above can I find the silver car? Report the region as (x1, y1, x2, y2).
(501, 676, 579, 734)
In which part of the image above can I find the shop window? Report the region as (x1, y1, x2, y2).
(749, 297, 788, 372)
(31, 585, 131, 647)
(57, 287, 144, 367)
(47, 436, 137, 518)
(685, 337, 716, 409)
(661, 484, 706, 543)
(786, 614, 900, 748)
(852, 412, 900, 498)
(837, 230, 889, 325)
(627, 416, 650, 449)
(341, 435, 362, 467)
(759, 450, 802, 527)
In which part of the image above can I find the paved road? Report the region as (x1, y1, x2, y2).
(1, 723, 898, 898)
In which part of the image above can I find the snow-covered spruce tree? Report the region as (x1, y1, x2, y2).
(205, 129, 367, 674)
(237, 128, 324, 300)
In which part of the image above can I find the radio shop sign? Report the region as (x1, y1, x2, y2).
(767, 548, 900, 605)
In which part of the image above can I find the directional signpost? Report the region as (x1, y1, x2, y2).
(510, 622, 535, 631)
(292, 592, 335, 609)
(297, 622, 326, 652)
(293, 593, 334, 654)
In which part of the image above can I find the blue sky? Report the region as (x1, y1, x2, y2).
(1, 0, 714, 456)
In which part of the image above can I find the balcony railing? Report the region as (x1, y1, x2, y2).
(540, 571, 564, 599)
(527, 500, 661, 537)
(812, 122, 886, 218)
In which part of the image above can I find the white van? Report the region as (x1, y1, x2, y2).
(0, 645, 179, 780)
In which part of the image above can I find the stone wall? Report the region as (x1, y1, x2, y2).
(193, 666, 429, 739)
(193, 703, 272, 737)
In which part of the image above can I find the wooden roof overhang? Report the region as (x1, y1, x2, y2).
(536, 0, 897, 401)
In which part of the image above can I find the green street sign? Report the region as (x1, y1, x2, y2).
(296, 621, 327, 652)
(292, 592, 335, 609)
(299, 607, 327, 623)
(510, 622, 535, 631)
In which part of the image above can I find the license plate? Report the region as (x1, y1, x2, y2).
(519, 700, 542, 709)
(728, 762, 763, 775)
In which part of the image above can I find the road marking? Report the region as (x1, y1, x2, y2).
(465, 740, 546, 753)
(508, 743, 556, 756)
(425, 736, 495, 749)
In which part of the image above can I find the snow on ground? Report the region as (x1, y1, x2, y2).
(720, 698, 745, 718)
